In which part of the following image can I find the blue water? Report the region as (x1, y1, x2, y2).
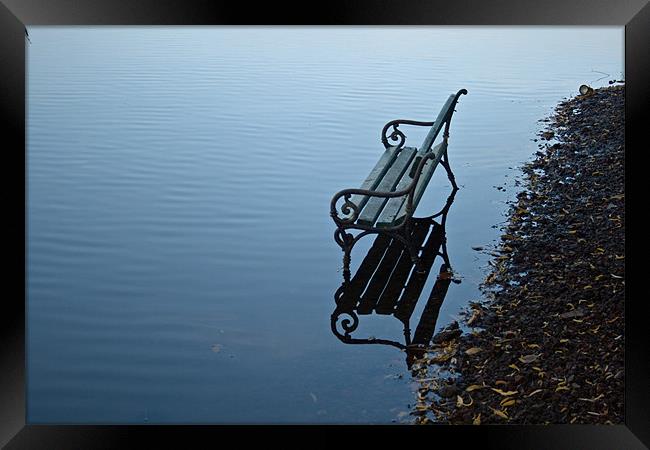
(27, 27, 623, 424)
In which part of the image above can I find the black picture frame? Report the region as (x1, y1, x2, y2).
(1, 1, 646, 448)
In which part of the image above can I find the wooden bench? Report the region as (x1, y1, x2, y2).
(330, 89, 467, 283)
(331, 190, 457, 369)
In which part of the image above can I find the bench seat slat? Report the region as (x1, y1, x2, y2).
(356, 147, 417, 227)
(394, 222, 444, 322)
(346, 146, 400, 218)
(411, 267, 453, 345)
(335, 234, 392, 311)
(374, 220, 430, 314)
(356, 236, 404, 314)
(377, 142, 447, 228)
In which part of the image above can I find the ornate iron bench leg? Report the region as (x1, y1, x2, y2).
(440, 150, 458, 190)
(440, 236, 451, 268)
(343, 245, 352, 285)
(334, 227, 354, 285)
(403, 320, 412, 346)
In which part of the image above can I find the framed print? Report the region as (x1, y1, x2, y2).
(1, 0, 647, 448)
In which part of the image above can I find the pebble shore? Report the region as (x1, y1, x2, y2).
(412, 84, 625, 425)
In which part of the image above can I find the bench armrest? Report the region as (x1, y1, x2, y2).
(381, 119, 435, 149)
(330, 186, 412, 225)
(382, 89, 468, 151)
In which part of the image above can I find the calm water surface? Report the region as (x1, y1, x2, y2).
(27, 27, 623, 423)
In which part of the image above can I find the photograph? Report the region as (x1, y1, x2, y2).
(24, 26, 624, 425)
(2, 1, 648, 447)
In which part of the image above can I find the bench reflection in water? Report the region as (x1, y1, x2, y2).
(331, 188, 458, 369)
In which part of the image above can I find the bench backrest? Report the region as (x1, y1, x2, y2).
(419, 89, 467, 154)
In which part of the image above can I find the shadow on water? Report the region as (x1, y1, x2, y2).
(330, 187, 459, 370)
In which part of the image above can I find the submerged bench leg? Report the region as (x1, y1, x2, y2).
(402, 320, 412, 346)
(440, 151, 458, 190)
(343, 247, 352, 285)
(334, 224, 429, 283)
(403, 221, 424, 274)
(334, 228, 354, 285)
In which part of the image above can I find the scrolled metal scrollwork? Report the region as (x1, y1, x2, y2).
(330, 192, 360, 225)
(331, 306, 406, 349)
(383, 123, 406, 149)
(331, 309, 359, 340)
(339, 194, 360, 223)
(381, 119, 435, 149)
(333, 228, 353, 248)
(334, 285, 346, 304)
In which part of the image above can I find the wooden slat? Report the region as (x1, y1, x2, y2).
(417, 94, 455, 155)
(356, 147, 417, 227)
(335, 234, 392, 311)
(394, 222, 444, 322)
(356, 236, 404, 314)
(375, 143, 442, 227)
(374, 221, 430, 314)
(386, 142, 447, 227)
(411, 266, 453, 346)
(345, 146, 400, 219)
